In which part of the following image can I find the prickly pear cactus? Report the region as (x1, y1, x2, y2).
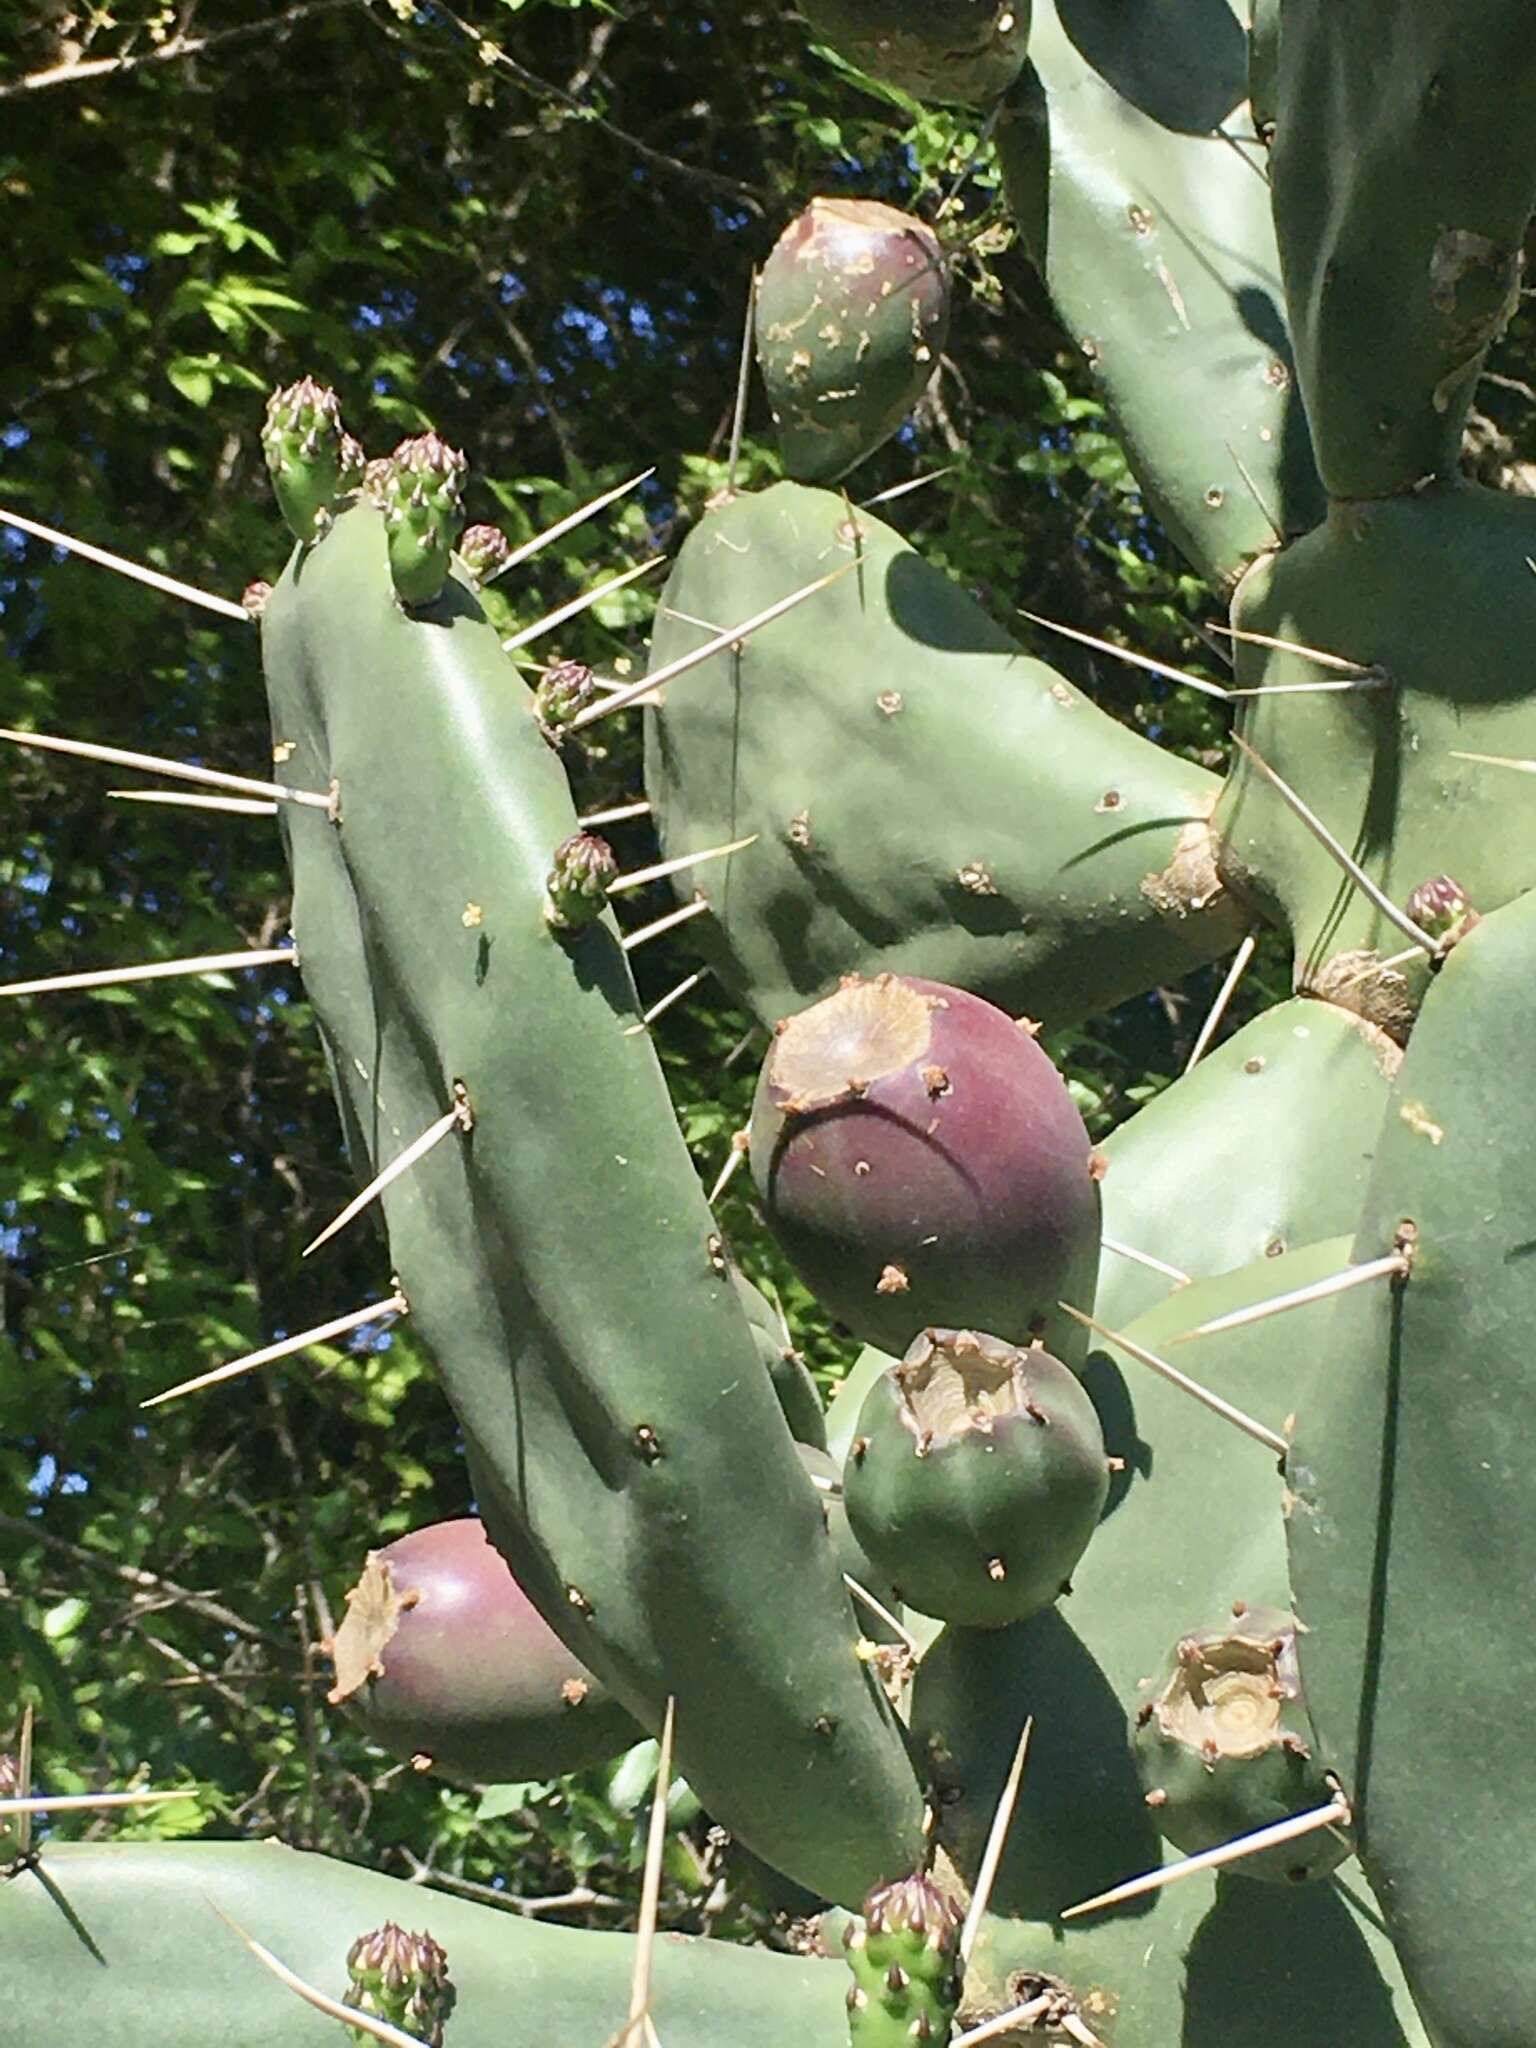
(9, 2, 1536, 2045)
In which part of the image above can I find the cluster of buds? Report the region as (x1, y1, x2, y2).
(534, 659, 599, 745)
(260, 378, 365, 543)
(343, 1920, 457, 2047)
(544, 830, 618, 932)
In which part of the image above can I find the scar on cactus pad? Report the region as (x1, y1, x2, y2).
(756, 198, 950, 484)
(844, 1328, 1109, 1628)
(1131, 1605, 1349, 1885)
(325, 1519, 637, 1785)
(749, 974, 1100, 1363)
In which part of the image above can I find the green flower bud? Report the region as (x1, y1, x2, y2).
(343, 1920, 457, 2047)
(261, 377, 356, 543)
(544, 831, 618, 932)
(534, 660, 598, 745)
(457, 523, 511, 585)
(377, 432, 469, 607)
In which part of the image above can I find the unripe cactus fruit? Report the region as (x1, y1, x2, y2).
(748, 974, 1101, 1361)
(798, 0, 1030, 105)
(544, 829, 618, 931)
(456, 522, 511, 585)
(1131, 1605, 1350, 1884)
(376, 430, 468, 606)
(843, 1329, 1109, 1628)
(260, 377, 362, 543)
(534, 658, 600, 746)
(844, 1869, 964, 2047)
(755, 199, 950, 484)
(343, 1920, 457, 2047)
(324, 1518, 637, 1784)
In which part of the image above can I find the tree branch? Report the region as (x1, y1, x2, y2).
(0, 0, 356, 101)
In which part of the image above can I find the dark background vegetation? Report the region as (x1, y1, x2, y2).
(2, 0, 1531, 1934)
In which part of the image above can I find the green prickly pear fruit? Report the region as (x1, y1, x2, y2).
(534, 659, 600, 746)
(843, 1329, 1108, 1628)
(457, 522, 511, 585)
(324, 1519, 638, 1785)
(755, 199, 950, 484)
(260, 377, 359, 543)
(748, 974, 1101, 1362)
(1407, 874, 1480, 948)
(800, 0, 1029, 105)
(544, 829, 618, 932)
(377, 430, 468, 607)
(342, 1919, 457, 2046)
(1130, 1605, 1350, 1884)
(844, 1870, 964, 2047)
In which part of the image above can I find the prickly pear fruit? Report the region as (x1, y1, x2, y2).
(755, 198, 950, 484)
(343, 1920, 457, 2047)
(800, 0, 1030, 104)
(534, 659, 600, 747)
(843, 1329, 1109, 1628)
(260, 377, 363, 543)
(324, 1519, 638, 1785)
(376, 430, 468, 607)
(544, 830, 618, 932)
(1131, 1605, 1349, 1884)
(748, 973, 1100, 1362)
(456, 522, 511, 585)
(844, 1870, 963, 2047)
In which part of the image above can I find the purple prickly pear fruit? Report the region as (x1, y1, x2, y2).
(343, 1920, 457, 2046)
(755, 199, 950, 484)
(748, 974, 1101, 1360)
(534, 659, 600, 746)
(324, 1518, 637, 1785)
(1130, 1605, 1350, 1884)
(544, 830, 618, 932)
(377, 430, 469, 607)
(1408, 873, 1480, 948)
(457, 523, 511, 585)
(842, 1329, 1109, 1629)
(260, 377, 357, 544)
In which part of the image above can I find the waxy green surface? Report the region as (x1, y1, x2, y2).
(644, 483, 1243, 1032)
(1288, 891, 1536, 2047)
(997, 0, 1323, 592)
(259, 505, 923, 1904)
(909, 1243, 1426, 2046)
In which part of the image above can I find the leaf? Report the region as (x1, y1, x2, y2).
(166, 358, 216, 407)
